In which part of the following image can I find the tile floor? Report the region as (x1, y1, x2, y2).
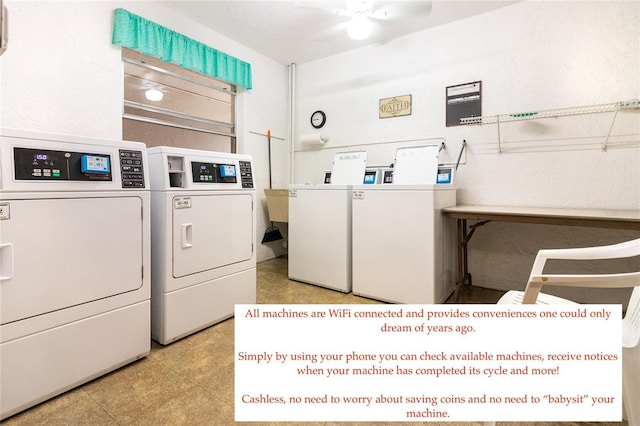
(1, 257, 626, 426)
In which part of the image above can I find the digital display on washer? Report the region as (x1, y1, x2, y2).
(436, 167, 453, 184)
(363, 171, 377, 184)
(191, 162, 238, 183)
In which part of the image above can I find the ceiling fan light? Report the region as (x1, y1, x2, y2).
(145, 88, 164, 102)
(347, 14, 373, 40)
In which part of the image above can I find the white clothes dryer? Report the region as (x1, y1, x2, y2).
(147, 147, 256, 345)
(0, 129, 151, 420)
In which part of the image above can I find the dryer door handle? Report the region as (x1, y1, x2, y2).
(0, 243, 14, 280)
(181, 224, 193, 248)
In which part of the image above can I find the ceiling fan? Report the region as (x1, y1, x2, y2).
(309, 0, 433, 40)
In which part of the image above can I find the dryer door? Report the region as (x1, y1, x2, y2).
(0, 196, 144, 325)
(172, 193, 253, 278)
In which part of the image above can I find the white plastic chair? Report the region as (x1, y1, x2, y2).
(497, 238, 640, 425)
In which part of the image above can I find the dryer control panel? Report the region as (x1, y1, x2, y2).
(14, 147, 113, 182)
(192, 161, 229, 183)
(190, 160, 254, 188)
(146, 146, 254, 191)
(13, 147, 146, 188)
(239, 161, 254, 189)
(119, 150, 146, 188)
(191, 162, 238, 183)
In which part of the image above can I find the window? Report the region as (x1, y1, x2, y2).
(122, 48, 236, 152)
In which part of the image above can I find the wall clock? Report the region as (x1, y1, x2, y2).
(310, 110, 326, 129)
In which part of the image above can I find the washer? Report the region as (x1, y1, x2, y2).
(288, 151, 367, 293)
(288, 184, 353, 292)
(147, 147, 256, 345)
(351, 184, 457, 304)
(351, 145, 457, 304)
(0, 129, 150, 420)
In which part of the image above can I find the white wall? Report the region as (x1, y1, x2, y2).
(1, 1, 638, 282)
(294, 1, 640, 303)
(0, 0, 290, 261)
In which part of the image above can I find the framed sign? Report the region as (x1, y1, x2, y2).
(379, 95, 412, 119)
(446, 81, 481, 126)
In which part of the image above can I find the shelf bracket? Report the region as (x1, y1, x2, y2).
(496, 115, 502, 153)
(602, 107, 620, 152)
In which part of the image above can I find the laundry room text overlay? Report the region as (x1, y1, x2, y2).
(234, 304, 621, 422)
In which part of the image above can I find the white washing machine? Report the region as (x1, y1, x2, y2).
(288, 184, 353, 292)
(351, 145, 457, 304)
(0, 129, 151, 420)
(288, 151, 367, 293)
(147, 147, 256, 345)
(351, 184, 457, 304)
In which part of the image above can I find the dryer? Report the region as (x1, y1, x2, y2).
(147, 147, 256, 345)
(0, 129, 150, 420)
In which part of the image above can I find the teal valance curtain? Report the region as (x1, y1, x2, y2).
(112, 8, 252, 90)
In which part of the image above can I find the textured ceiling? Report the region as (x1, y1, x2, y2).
(161, 1, 520, 65)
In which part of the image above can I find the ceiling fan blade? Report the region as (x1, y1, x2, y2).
(371, 1, 432, 20)
(294, 0, 347, 14)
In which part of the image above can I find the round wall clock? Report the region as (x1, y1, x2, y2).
(310, 110, 326, 129)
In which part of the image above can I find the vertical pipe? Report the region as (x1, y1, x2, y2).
(288, 63, 296, 184)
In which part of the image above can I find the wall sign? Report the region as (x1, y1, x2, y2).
(379, 95, 412, 119)
(446, 81, 481, 126)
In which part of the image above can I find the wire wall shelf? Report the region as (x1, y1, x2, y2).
(460, 99, 640, 152)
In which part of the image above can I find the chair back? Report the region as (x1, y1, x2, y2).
(619, 239, 640, 348)
(598, 238, 640, 425)
(623, 285, 640, 426)
(504, 238, 640, 425)
(623, 286, 640, 348)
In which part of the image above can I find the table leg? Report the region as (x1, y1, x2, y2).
(456, 218, 468, 286)
(456, 219, 491, 286)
